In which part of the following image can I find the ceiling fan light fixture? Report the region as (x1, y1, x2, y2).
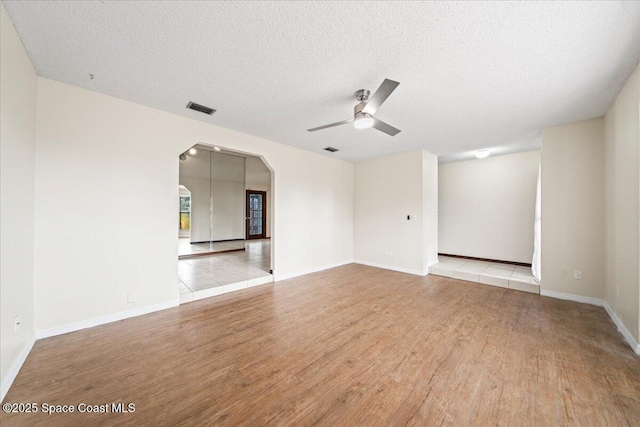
(306, 78, 400, 136)
(353, 112, 374, 129)
(475, 149, 490, 159)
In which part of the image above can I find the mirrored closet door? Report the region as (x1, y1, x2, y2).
(178, 146, 246, 257)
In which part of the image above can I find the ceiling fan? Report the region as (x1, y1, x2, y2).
(307, 78, 401, 136)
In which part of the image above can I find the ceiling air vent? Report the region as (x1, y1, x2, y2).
(323, 147, 339, 153)
(186, 102, 216, 115)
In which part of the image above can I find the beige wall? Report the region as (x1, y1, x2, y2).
(354, 150, 438, 275)
(439, 151, 540, 263)
(423, 151, 439, 268)
(0, 2, 37, 397)
(34, 77, 354, 331)
(604, 63, 640, 343)
(541, 118, 605, 299)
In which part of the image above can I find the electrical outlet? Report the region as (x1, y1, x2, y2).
(311, 252, 315, 259)
(384, 250, 393, 257)
(616, 284, 620, 296)
(574, 270, 583, 280)
(14, 315, 20, 333)
(127, 293, 136, 303)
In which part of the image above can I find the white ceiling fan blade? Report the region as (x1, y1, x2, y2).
(307, 118, 354, 132)
(362, 79, 400, 115)
(372, 118, 401, 136)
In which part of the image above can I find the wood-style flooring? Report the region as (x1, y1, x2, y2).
(2, 264, 640, 426)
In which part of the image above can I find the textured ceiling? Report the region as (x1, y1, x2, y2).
(5, 1, 640, 162)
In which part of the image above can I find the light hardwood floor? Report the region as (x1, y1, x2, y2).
(2, 264, 639, 426)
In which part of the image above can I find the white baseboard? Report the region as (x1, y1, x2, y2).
(603, 301, 640, 356)
(36, 299, 179, 339)
(354, 259, 426, 276)
(274, 259, 354, 282)
(1, 334, 36, 403)
(540, 291, 639, 356)
(539, 290, 604, 307)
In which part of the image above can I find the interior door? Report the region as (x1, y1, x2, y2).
(246, 190, 267, 240)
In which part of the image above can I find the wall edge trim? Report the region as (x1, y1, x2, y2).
(353, 260, 425, 276)
(603, 301, 640, 356)
(36, 299, 180, 340)
(1, 333, 36, 402)
(540, 290, 639, 356)
(274, 260, 354, 282)
(540, 290, 604, 306)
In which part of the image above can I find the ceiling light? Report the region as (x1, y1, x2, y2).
(189, 147, 197, 155)
(213, 147, 221, 152)
(353, 112, 374, 130)
(475, 149, 490, 159)
(179, 153, 187, 161)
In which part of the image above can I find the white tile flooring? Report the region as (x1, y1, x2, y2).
(178, 239, 273, 303)
(178, 237, 246, 257)
(428, 256, 540, 294)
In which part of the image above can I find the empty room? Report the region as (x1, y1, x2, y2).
(1, 1, 639, 426)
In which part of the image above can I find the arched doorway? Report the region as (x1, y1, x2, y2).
(176, 143, 274, 303)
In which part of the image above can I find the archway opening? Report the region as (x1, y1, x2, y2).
(176, 143, 275, 303)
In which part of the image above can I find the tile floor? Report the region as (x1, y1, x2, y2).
(178, 237, 245, 257)
(178, 239, 273, 303)
(429, 256, 540, 294)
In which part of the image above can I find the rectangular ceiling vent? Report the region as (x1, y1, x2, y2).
(186, 101, 216, 115)
(324, 147, 339, 153)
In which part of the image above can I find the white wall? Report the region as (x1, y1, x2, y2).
(541, 118, 605, 300)
(33, 77, 354, 331)
(245, 156, 272, 238)
(354, 150, 437, 275)
(0, 2, 37, 397)
(604, 62, 640, 343)
(439, 151, 540, 263)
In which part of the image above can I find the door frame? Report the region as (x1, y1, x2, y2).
(246, 190, 267, 240)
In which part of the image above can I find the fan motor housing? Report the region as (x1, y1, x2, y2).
(354, 89, 370, 102)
